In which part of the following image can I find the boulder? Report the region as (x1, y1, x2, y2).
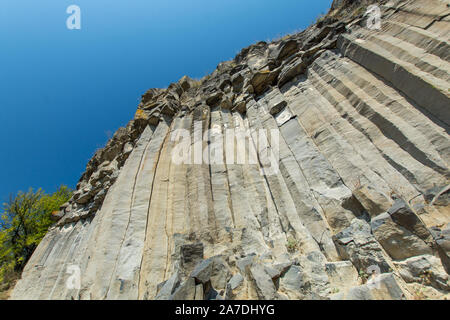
(50, 210, 64, 222)
(181, 242, 204, 272)
(205, 91, 223, 106)
(371, 213, 432, 260)
(344, 285, 373, 300)
(394, 255, 449, 291)
(333, 218, 391, 273)
(204, 284, 220, 300)
(430, 224, 450, 274)
(167, 82, 183, 98)
(250, 69, 280, 95)
(218, 76, 231, 91)
(431, 224, 450, 255)
(353, 185, 393, 218)
(160, 102, 177, 116)
(337, 273, 405, 300)
(220, 96, 233, 110)
(190, 256, 231, 291)
(170, 277, 196, 300)
(232, 94, 248, 114)
(225, 274, 244, 299)
(268, 39, 298, 62)
(147, 110, 161, 126)
(387, 199, 432, 242)
(277, 57, 306, 87)
(249, 263, 277, 300)
(155, 271, 182, 300)
(59, 202, 70, 212)
(227, 274, 244, 291)
(209, 257, 232, 290)
(263, 265, 281, 280)
(278, 252, 329, 299)
(231, 73, 245, 93)
(297, 252, 330, 298)
(325, 260, 359, 290)
(179, 75, 193, 91)
(429, 184, 450, 206)
(258, 88, 288, 115)
(237, 254, 257, 274)
(279, 265, 304, 292)
(74, 186, 94, 205)
(191, 259, 213, 284)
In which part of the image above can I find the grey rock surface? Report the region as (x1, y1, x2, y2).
(11, 0, 450, 300)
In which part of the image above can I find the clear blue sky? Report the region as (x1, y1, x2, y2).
(0, 0, 332, 202)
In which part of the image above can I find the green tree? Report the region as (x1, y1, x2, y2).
(0, 186, 72, 287)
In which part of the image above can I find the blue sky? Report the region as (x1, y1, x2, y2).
(0, 0, 332, 202)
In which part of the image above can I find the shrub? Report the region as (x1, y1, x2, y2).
(286, 236, 299, 253)
(0, 186, 72, 288)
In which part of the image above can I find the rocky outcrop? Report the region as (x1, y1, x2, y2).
(11, 0, 450, 300)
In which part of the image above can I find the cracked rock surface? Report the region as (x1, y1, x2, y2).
(11, 0, 450, 300)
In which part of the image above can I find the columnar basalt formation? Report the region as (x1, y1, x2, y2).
(11, 0, 450, 300)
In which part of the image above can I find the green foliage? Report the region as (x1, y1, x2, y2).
(359, 269, 369, 284)
(286, 236, 299, 253)
(0, 186, 72, 287)
(331, 287, 340, 294)
(413, 285, 427, 300)
(315, 12, 326, 24)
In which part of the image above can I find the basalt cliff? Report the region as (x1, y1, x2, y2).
(11, 0, 450, 300)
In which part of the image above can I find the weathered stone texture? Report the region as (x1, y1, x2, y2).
(11, 0, 450, 300)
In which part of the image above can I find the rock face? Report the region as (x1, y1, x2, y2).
(11, 0, 450, 300)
